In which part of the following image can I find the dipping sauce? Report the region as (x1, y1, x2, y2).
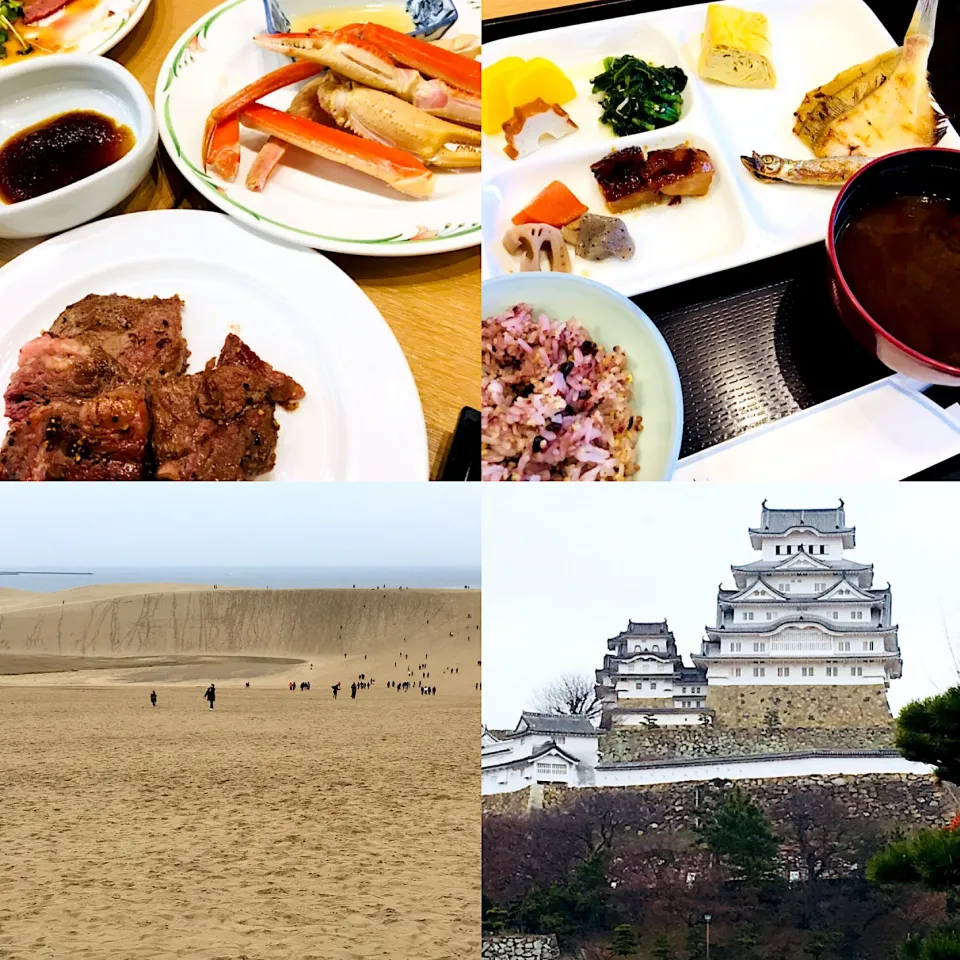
(290, 3, 415, 33)
(0, 110, 134, 204)
(836, 194, 960, 367)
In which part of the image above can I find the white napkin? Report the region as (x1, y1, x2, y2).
(674, 377, 960, 481)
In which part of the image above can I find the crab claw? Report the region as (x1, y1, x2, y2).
(202, 60, 325, 172)
(358, 23, 480, 95)
(239, 103, 434, 198)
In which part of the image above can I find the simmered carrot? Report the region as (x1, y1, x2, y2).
(512, 181, 589, 228)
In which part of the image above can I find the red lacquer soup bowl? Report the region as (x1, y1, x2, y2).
(827, 147, 960, 387)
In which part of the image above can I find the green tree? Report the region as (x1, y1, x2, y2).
(610, 924, 639, 956)
(896, 923, 960, 960)
(651, 934, 678, 960)
(868, 828, 960, 891)
(896, 686, 960, 786)
(695, 786, 780, 884)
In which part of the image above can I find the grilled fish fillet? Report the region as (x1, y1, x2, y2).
(793, 0, 946, 158)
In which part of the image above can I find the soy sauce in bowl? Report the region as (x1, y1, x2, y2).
(0, 110, 135, 205)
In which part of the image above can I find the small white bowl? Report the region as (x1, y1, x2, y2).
(483, 273, 684, 481)
(0, 54, 157, 240)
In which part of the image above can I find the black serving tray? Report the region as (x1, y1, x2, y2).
(484, 0, 960, 475)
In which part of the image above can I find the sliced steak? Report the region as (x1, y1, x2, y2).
(4, 334, 124, 422)
(49, 294, 189, 382)
(217, 333, 305, 409)
(0, 386, 150, 481)
(150, 337, 303, 481)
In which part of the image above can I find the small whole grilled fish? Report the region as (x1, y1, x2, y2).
(740, 152, 871, 185)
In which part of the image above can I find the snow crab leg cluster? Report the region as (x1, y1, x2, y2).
(201, 22, 481, 199)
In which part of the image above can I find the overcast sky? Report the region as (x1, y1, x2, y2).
(481, 484, 960, 728)
(0, 485, 480, 590)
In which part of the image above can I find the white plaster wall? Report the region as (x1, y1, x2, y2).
(482, 754, 933, 795)
(759, 532, 844, 561)
(613, 712, 709, 727)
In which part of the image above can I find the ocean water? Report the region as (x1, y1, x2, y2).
(0, 566, 480, 592)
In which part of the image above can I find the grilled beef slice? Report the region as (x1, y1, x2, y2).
(49, 294, 189, 382)
(4, 334, 124, 422)
(150, 336, 305, 481)
(0, 387, 150, 481)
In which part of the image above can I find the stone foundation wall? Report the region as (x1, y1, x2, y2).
(601, 725, 895, 762)
(706, 684, 893, 729)
(482, 935, 560, 959)
(482, 788, 530, 816)
(539, 774, 952, 833)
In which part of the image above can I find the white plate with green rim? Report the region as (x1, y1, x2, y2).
(154, 0, 481, 256)
(0, 0, 151, 64)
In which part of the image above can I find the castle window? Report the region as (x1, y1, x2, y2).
(802, 667, 813, 677)
(730, 642, 742, 652)
(776, 546, 781, 555)
(783, 583, 790, 592)
(864, 641, 874, 651)
(850, 667, 863, 677)
(786, 546, 792, 554)
(650, 681, 657, 690)
(826, 666, 838, 677)
(766, 612, 773, 620)
(832, 612, 839, 620)
(635, 682, 642, 689)
(753, 667, 766, 677)
(753, 642, 766, 652)
(820, 546, 825, 554)
(851, 610, 863, 620)
(536, 762, 568, 777)
(682, 686, 687, 694)
(815, 582, 824, 591)
(748, 612, 754, 621)
(778, 667, 790, 677)
(734, 667, 742, 677)
(839, 641, 851, 651)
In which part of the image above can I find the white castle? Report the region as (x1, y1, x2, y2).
(482, 502, 919, 796)
(694, 500, 902, 688)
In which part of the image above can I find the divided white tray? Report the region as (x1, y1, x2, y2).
(481, 0, 960, 297)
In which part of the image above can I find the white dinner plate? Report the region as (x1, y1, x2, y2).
(481, 0, 960, 297)
(155, 0, 481, 256)
(0, 0, 151, 64)
(0, 210, 429, 480)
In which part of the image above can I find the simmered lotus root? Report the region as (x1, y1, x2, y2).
(502, 223, 572, 273)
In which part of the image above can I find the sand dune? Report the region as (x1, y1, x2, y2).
(0, 586, 481, 959)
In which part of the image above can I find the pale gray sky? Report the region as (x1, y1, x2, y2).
(0, 485, 480, 590)
(481, 484, 960, 728)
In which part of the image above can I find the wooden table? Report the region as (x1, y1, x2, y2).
(0, 0, 480, 480)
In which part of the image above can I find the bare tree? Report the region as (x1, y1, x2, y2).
(532, 672, 600, 716)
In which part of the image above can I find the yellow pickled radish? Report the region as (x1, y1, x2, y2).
(482, 57, 527, 135)
(504, 58, 576, 111)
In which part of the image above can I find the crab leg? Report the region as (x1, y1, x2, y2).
(359, 23, 480, 95)
(255, 30, 480, 126)
(207, 115, 241, 181)
(245, 76, 332, 192)
(314, 73, 480, 167)
(239, 103, 434, 197)
(202, 60, 324, 172)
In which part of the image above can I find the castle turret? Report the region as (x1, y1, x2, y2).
(597, 620, 709, 728)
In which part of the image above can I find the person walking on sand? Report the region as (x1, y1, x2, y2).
(350, 682, 357, 699)
(332, 683, 340, 699)
(204, 684, 216, 710)
(150, 690, 157, 707)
